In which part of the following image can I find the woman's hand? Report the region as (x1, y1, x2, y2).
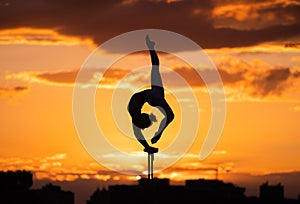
(151, 131, 162, 144)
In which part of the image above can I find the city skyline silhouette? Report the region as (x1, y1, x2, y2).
(2, 170, 300, 204)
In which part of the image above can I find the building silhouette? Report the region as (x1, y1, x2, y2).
(0, 170, 74, 204)
(31, 183, 74, 204)
(0, 170, 33, 203)
(185, 179, 246, 201)
(87, 178, 247, 204)
(259, 182, 284, 204)
(2, 170, 300, 204)
(87, 177, 300, 204)
(87, 188, 109, 204)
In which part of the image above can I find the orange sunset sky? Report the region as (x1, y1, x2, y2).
(1, 0, 300, 202)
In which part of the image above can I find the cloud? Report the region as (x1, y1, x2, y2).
(5, 66, 299, 102)
(0, 86, 28, 98)
(0, 0, 300, 49)
(291, 106, 300, 111)
(44, 153, 67, 161)
(5, 65, 241, 91)
(0, 27, 95, 47)
(212, 0, 300, 30)
(211, 55, 300, 101)
(6, 68, 130, 88)
(251, 68, 291, 96)
(156, 155, 234, 181)
(5, 53, 300, 102)
(0, 153, 147, 183)
(36, 70, 79, 84)
(0, 153, 116, 182)
(0, 153, 68, 173)
(285, 42, 300, 48)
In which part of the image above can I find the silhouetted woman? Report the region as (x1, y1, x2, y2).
(127, 35, 174, 153)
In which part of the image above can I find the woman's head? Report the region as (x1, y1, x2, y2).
(133, 113, 155, 129)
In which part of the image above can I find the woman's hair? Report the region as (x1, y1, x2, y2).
(133, 113, 151, 129)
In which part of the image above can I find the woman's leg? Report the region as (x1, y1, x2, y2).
(150, 49, 163, 91)
(146, 35, 164, 91)
(145, 35, 174, 145)
(151, 100, 175, 144)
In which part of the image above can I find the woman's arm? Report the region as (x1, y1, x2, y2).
(151, 105, 174, 144)
(133, 124, 150, 148)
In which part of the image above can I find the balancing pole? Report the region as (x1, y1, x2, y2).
(147, 152, 155, 180)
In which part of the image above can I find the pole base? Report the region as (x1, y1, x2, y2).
(143, 146, 158, 154)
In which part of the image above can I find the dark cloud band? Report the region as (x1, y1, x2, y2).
(1, 0, 300, 49)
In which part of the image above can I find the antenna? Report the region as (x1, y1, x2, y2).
(215, 164, 219, 180)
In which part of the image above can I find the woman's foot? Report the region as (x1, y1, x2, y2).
(146, 34, 155, 50)
(144, 146, 158, 153)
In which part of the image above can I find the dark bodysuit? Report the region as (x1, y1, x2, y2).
(128, 85, 173, 127)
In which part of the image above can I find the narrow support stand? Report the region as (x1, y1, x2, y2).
(147, 153, 154, 180)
